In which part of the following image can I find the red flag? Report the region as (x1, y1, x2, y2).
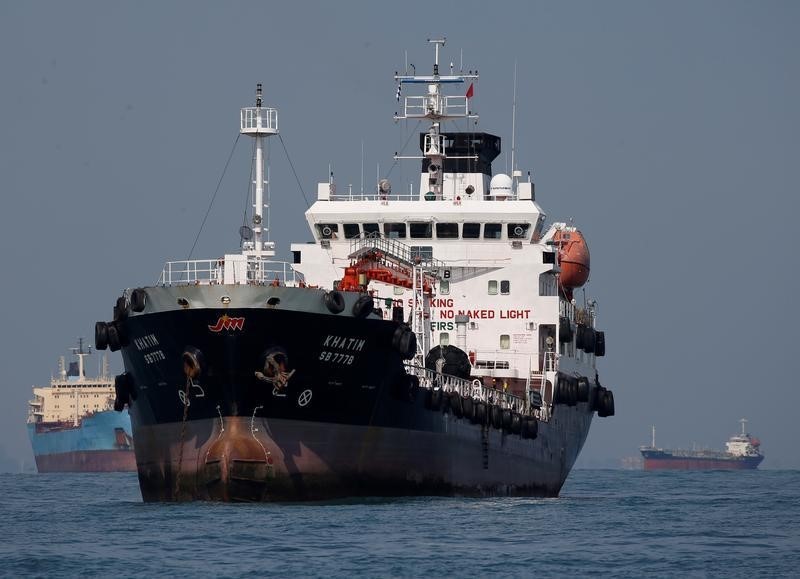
(465, 83, 474, 99)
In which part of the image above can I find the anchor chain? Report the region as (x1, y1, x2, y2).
(173, 376, 192, 499)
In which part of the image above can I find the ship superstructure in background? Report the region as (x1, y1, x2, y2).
(96, 39, 614, 502)
(27, 339, 135, 472)
(640, 419, 763, 470)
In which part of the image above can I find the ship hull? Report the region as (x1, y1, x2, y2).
(120, 293, 594, 501)
(641, 451, 763, 471)
(27, 410, 136, 473)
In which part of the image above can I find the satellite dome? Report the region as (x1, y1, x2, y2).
(489, 173, 512, 199)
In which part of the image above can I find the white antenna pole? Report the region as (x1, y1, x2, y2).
(254, 88, 265, 255)
(510, 60, 518, 182)
(652, 425, 656, 448)
(361, 140, 364, 195)
(240, 83, 278, 257)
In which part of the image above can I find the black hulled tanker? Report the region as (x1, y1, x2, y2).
(99, 43, 614, 502)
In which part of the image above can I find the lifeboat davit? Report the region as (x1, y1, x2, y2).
(553, 228, 590, 291)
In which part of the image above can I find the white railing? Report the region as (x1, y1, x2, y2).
(402, 95, 470, 119)
(158, 257, 303, 287)
(240, 107, 278, 133)
(405, 364, 531, 415)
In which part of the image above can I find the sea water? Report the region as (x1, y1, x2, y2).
(2, 469, 797, 577)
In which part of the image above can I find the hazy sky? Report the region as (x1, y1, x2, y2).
(1, 1, 797, 471)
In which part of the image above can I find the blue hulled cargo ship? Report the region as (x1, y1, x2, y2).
(27, 340, 136, 472)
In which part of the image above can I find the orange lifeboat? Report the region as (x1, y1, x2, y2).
(553, 228, 590, 291)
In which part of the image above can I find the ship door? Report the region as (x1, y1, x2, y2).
(539, 325, 556, 372)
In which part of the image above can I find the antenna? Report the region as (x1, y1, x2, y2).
(240, 83, 278, 257)
(510, 60, 518, 182)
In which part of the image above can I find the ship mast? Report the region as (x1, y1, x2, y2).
(393, 38, 479, 201)
(70, 338, 90, 426)
(240, 84, 279, 259)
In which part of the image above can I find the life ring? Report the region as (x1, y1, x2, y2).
(323, 290, 345, 314)
(352, 294, 374, 318)
(130, 288, 147, 313)
(95, 321, 109, 351)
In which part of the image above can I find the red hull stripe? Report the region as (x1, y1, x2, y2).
(34, 450, 136, 473)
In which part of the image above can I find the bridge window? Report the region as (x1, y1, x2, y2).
(484, 223, 502, 239)
(500, 334, 511, 349)
(409, 222, 433, 238)
(440, 332, 450, 346)
(508, 223, 530, 239)
(440, 280, 450, 294)
(436, 223, 459, 239)
(343, 223, 361, 239)
(463, 223, 481, 238)
(362, 223, 380, 237)
(384, 222, 407, 239)
(316, 223, 339, 239)
(500, 280, 510, 295)
(488, 280, 498, 295)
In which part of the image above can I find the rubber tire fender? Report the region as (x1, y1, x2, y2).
(107, 323, 121, 352)
(352, 294, 374, 318)
(568, 380, 578, 407)
(114, 296, 129, 321)
(430, 388, 442, 410)
(449, 392, 463, 418)
(501, 409, 513, 430)
(576, 377, 590, 403)
(95, 321, 109, 351)
(522, 417, 539, 440)
(510, 413, 522, 435)
(603, 390, 615, 417)
(323, 290, 346, 314)
(490, 405, 503, 429)
(130, 288, 148, 313)
(462, 396, 474, 421)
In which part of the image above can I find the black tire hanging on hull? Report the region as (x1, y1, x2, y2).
(352, 294, 374, 318)
(522, 417, 539, 440)
(323, 290, 345, 314)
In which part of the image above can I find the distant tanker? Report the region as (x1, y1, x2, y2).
(640, 419, 763, 470)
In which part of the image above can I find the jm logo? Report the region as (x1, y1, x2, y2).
(208, 315, 245, 332)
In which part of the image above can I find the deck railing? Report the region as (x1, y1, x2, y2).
(158, 257, 303, 287)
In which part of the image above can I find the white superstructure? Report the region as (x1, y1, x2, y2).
(290, 39, 605, 413)
(27, 340, 115, 426)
